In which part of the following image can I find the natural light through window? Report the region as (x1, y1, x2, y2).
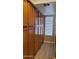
(45, 16, 53, 36)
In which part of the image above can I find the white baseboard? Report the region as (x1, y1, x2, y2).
(44, 40, 55, 44)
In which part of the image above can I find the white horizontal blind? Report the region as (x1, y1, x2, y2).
(45, 16, 53, 36)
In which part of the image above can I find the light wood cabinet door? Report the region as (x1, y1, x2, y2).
(23, 1, 29, 55)
(28, 3, 35, 55)
(23, 1, 29, 26)
(23, 30, 29, 55)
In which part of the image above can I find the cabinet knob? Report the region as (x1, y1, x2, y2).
(23, 25, 27, 28)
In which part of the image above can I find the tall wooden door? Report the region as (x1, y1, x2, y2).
(23, 0, 30, 58)
(23, 1, 34, 59)
(28, 2, 35, 56)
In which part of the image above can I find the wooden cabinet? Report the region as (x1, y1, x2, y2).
(23, 0, 29, 56)
(23, 1, 35, 58)
(23, 0, 45, 59)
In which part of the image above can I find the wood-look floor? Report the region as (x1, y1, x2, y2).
(34, 43, 56, 59)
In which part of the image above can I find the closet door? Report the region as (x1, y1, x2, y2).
(23, 1, 28, 26)
(23, 0, 29, 56)
(28, 3, 35, 56)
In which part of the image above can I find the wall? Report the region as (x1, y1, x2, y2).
(30, 0, 56, 4)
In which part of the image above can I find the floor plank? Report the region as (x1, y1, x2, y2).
(34, 43, 56, 59)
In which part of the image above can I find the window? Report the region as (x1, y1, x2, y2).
(35, 17, 39, 34)
(45, 16, 53, 36)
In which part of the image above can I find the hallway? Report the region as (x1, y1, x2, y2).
(34, 43, 56, 59)
(23, 0, 56, 59)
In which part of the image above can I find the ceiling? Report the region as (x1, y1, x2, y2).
(30, 0, 56, 4)
(35, 2, 56, 15)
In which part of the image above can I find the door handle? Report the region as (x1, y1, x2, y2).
(23, 25, 27, 28)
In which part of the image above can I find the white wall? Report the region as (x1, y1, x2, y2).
(30, 0, 56, 4)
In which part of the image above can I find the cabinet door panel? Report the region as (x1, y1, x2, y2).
(23, 1, 29, 55)
(23, 30, 29, 55)
(28, 3, 35, 55)
(23, 1, 29, 25)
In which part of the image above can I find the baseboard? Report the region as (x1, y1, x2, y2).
(44, 40, 56, 44)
